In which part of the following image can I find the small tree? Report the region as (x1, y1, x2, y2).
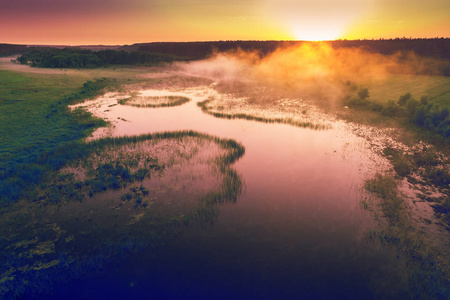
(398, 93, 411, 106)
(420, 95, 428, 105)
(358, 87, 369, 100)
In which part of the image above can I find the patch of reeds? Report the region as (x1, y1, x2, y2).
(118, 95, 190, 108)
(197, 99, 330, 131)
(381, 146, 450, 223)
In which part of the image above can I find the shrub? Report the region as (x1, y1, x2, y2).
(420, 95, 429, 105)
(358, 87, 369, 100)
(382, 100, 403, 117)
(393, 158, 411, 177)
(369, 103, 383, 112)
(406, 98, 420, 116)
(398, 93, 411, 106)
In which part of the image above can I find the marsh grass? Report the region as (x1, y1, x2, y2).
(364, 173, 449, 299)
(0, 130, 245, 299)
(0, 65, 167, 205)
(119, 95, 190, 108)
(198, 99, 330, 130)
(381, 145, 450, 224)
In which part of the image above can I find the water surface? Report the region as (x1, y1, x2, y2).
(47, 86, 404, 299)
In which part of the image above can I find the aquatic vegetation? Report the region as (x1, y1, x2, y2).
(198, 98, 330, 131)
(364, 173, 449, 299)
(381, 144, 450, 224)
(0, 131, 245, 299)
(119, 95, 190, 108)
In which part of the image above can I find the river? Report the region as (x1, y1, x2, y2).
(44, 85, 405, 299)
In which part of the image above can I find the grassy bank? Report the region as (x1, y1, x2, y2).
(340, 77, 450, 224)
(0, 70, 113, 204)
(0, 64, 164, 204)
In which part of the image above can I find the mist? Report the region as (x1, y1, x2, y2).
(177, 42, 438, 104)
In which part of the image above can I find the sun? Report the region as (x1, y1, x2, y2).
(292, 26, 342, 41)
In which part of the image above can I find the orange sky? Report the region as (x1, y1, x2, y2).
(0, 0, 448, 45)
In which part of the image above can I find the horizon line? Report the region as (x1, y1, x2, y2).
(2, 37, 450, 48)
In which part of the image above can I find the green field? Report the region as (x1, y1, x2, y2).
(364, 75, 450, 109)
(0, 65, 156, 204)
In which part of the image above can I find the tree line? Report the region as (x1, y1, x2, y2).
(0, 43, 27, 57)
(16, 47, 187, 68)
(131, 38, 450, 60)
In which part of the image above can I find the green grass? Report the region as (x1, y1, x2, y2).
(364, 75, 450, 109)
(0, 70, 101, 168)
(0, 66, 160, 204)
(0, 70, 111, 203)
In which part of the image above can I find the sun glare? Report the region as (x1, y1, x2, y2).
(293, 30, 341, 41)
(292, 26, 342, 41)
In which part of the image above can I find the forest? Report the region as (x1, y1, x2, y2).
(15, 47, 187, 68)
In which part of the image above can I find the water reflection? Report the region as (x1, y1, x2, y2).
(47, 85, 405, 298)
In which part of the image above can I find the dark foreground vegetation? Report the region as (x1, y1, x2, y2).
(364, 174, 449, 299)
(15, 47, 188, 69)
(0, 130, 244, 299)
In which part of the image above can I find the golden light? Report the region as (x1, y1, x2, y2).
(291, 25, 343, 41)
(262, 0, 375, 42)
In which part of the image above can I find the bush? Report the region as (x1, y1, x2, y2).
(358, 87, 369, 100)
(406, 98, 420, 116)
(393, 158, 411, 177)
(347, 97, 369, 107)
(369, 103, 383, 112)
(398, 93, 411, 106)
(382, 100, 404, 117)
(420, 95, 429, 105)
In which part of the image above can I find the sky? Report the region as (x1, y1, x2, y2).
(0, 0, 449, 45)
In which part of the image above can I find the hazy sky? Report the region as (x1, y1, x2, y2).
(1, 0, 448, 45)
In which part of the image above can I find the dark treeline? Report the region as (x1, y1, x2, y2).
(330, 38, 450, 59)
(8, 38, 450, 72)
(0, 43, 27, 57)
(133, 41, 283, 59)
(16, 47, 187, 68)
(132, 38, 450, 60)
